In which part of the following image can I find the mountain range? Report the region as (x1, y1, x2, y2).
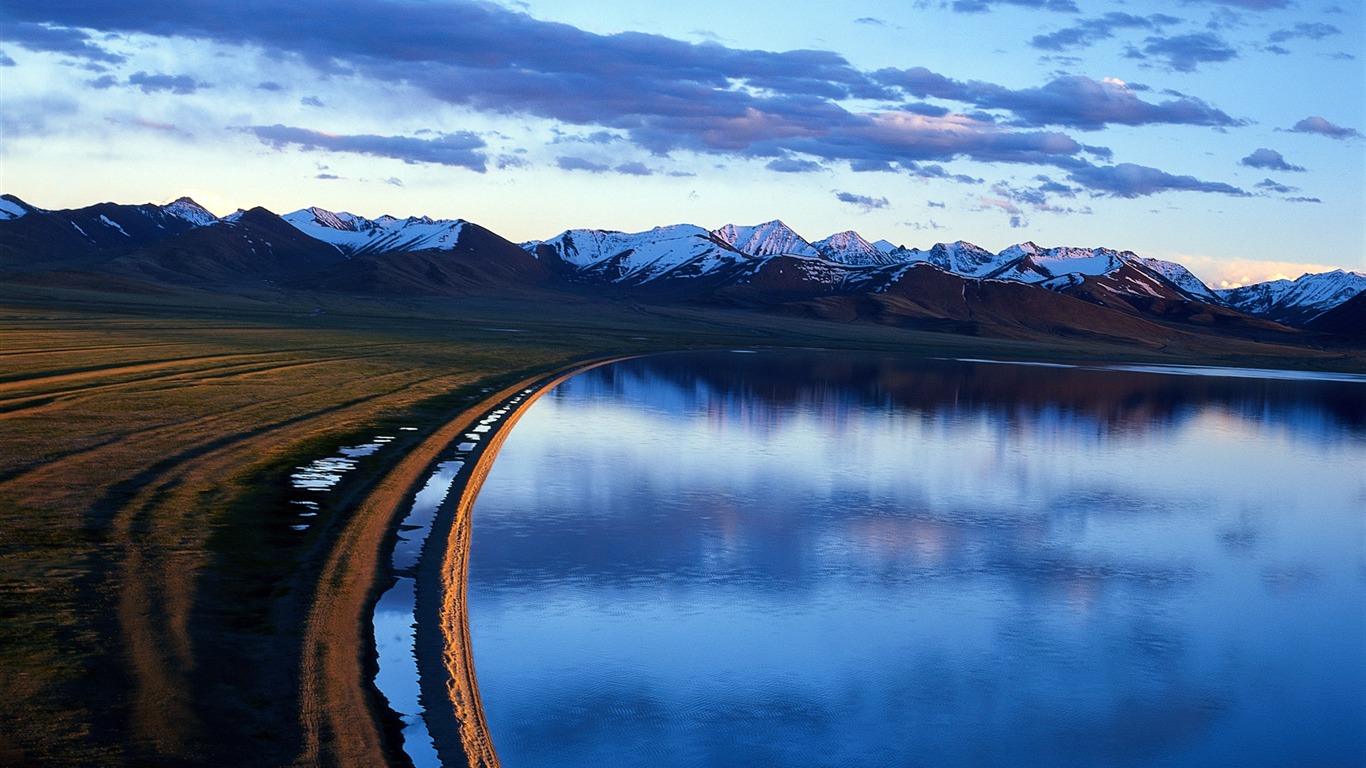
(2, 194, 1361, 345)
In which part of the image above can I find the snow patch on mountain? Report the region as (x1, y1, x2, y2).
(161, 197, 219, 227)
(1218, 270, 1366, 320)
(890, 240, 1002, 276)
(814, 230, 896, 266)
(98, 215, 129, 237)
(0, 196, 29, 220)
(989, 247, 1128, 283)
(526, 224, 754, 283)
(711, 221, 818, 258)
(283, 207, 467, 255)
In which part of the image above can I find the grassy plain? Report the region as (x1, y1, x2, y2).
(0, 282, 1360, 767)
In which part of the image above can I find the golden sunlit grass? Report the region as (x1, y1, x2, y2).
(0, 283, 1360, 767)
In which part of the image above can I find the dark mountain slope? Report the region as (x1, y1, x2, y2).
(287, 222, 552, 296)
(103, 208, 348, 287)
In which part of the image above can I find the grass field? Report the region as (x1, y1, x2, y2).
(1, 282, 1360, 767)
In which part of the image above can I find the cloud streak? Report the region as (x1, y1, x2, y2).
(245, 125, 488, 171)
(1066, 163, 1247, 198)
(1240, 148, 1304, 172)
(835, 191, 889, 210)
(0, 20, 125, 64)
(1138, 33, 1238, 72)
(1030, 13, 1179, 52)
(875, 70, 1242, 131)
(1286, 116, 1361, 140)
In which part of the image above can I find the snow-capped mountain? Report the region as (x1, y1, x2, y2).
(4, 192, 1361, 334)
(988, 244, 1128, 283)
(877, 240, 1000, 277)
(161, 197, 220, 227)
(0, 195, 222, 256)
(1218, 270, 1366, 324)
(710, 221, 819, 258)
(1123, 255, 1219, 301)
(0, 195, 31, 221)
(814, 231, 899, 266)
(282, 207, 468, 256)
(524, 224, 757, 285)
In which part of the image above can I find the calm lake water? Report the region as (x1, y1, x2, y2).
(466, 351, 1366, 768)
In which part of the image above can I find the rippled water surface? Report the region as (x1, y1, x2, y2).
(467, 352, 1366, 767)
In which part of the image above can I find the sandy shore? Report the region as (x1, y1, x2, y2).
(296, 356, 625, 768)
(419, 358, 629, 768)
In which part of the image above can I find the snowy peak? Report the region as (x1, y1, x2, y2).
(525, 224, 748, 284)
(283, 206, 468, 255)
(0, 194, 34, 220)
(890, 240, 1002, 276)
(710, 220, 819, 258)
(988, 246, 1128, 284)
(160, 197, 219, 227)
(814, 230, 893, 266)
(1124, 255, 1217, 301)
(287, 206, 364, 232)
(1218, 269, 1366, 322)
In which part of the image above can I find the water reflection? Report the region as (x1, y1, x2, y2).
(468, 352, 1366, 767)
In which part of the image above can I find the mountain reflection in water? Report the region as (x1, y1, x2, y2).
(466, 352, 1365, 768)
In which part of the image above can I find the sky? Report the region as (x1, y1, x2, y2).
(1, 0, 1362, 287)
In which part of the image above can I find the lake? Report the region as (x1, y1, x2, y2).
(465, 351, 1366, 767)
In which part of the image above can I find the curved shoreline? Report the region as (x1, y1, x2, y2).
(416, 358, 631, 768)
(293, 355, 629, 768)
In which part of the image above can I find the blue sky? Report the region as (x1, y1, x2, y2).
(1, 0, 1361, 286)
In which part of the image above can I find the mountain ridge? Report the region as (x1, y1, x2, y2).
(1, 193, 1360, 340)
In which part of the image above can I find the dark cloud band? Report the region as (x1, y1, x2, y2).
(246, 125, 488, 171)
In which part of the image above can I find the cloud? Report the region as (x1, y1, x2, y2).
(385, 177, 404, 187)
(927, 201, 947, 208)
(1267, 23, 1340, 43)
(1199, 0, 1288, 8)
(1284, 196, 1321, 203)
(1033, 174, 1079, 197)
(1286, 116, 1361, 140)
(128, 71, 207, 95)
(1139, 32, 1238, 72)
(1239, 148, 1304, 172)
(951, 0, 1078, 13)
(0, 52, 15, 67)
(1181, 255, 1338, 289)
(315, 173, 340, 180)
(0, 20, 125, 64)
(257, 81, 284, 91)
(1030, 13, 1179, 52)
(555, 156, 611, 173)
(301, 95, 325, 107)
(614, 161, 654, 176)
(876, 70, 1241, 131)
(1066, 162, 1248, 198)
(8, 0, 1243, 186)
(766, 157, 825, 173)
(89, 71, 208, 94)
(854, 17, 887, 26)
(246, 125, 488, 171)
(835, 191, 890, 210)
(988, 179, 1090, 216)
(132, 118, 179, 132)
(1254, 178, 1296, 194)
(974, 196, 1031, 227)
